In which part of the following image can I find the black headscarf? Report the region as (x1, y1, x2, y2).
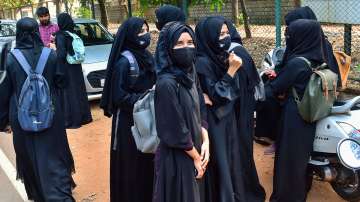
(285, 6, 317, 26)
(227, 20, 243, 45)
(100, 17, 154, 117)
(15, 17, 44, 52)
(195, 16, 229, 78)
(155, 21, 195, 87)
(155, 5, 186, 31)
(225, 18, 260, 88)
(283, 19, 325, 65)
(57, 13, 75, 32)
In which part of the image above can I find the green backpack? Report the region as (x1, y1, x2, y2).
(292, 57, 338, 123)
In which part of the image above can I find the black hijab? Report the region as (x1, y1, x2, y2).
(283, 19, 325, 65)
(15, 17, 44, 52)
(155, 21, 195, 88)
(285, 6, 317, 26)
(100, 17, 154, 117)
(57, 13, 75, 32)
(226, 19, 260, 88)
(195, 16, 229, 78)
(155, 5, 186, 31)
(227, 20, 243, 45)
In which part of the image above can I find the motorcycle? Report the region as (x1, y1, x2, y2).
(260, 48, 360, 201)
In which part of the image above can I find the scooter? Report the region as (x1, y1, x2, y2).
(260, 48, 360, 201)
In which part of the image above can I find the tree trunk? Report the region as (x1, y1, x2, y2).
(232, 0, 239, 26)
(239, 0, 251, 38)
(294, 0, 301, 7)
(98, 0, 108, 28)
(55, 0, 61, 15)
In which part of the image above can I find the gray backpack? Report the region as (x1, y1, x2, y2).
(12, 48, 54, 132)
(131, 86, 159, 153)
(120, 50, 159, 153)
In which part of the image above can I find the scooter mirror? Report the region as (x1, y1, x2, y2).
(337, 138, 360, 170)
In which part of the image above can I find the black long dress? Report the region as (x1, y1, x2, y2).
(154, 73, 203, 202)
(195, 16, 265, 202)
(100, 17, 157, 202)
(56, 13, 92, 129)
(0, 18, 75, 202)
(153, 21, 210, 202)
(268, 19, 324, 202)
(109, 57, 156, 202)
(231, 44, 266, 202)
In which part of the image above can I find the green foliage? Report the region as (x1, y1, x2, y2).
(133, 8, 145, 17)
(237, 12, 244, 25)
(76, 7, 92, 18)
(139, 0, 225, 12)
(355, 63, 360, 72)
(0, 0, 33, 9)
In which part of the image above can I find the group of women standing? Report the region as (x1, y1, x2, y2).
(0, 13, 92, 202)
(101, 4, 341, 202)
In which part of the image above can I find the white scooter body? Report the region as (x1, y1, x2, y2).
(314, 104, 360, 154)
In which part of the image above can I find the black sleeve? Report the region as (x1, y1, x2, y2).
(266, 58, 307, 98)
(55, 33, 67, 61)
(155, 78, 193, 150)
(198, 73, 239, 106)
(195, 59, 240, 106)
(111, 59, 141, 109)
(195, 74, 208, 129)
(0, 64, 12, 131)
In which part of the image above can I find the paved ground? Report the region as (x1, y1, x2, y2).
(0, 101, 348, 202)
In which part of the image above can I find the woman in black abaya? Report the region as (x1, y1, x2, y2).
(195, 16, 265, 202)
(100, 17, 156, 202)
(0, 17, 75, 202)
(155, 4, 186, 31)
(267, 19, 323, 202)
(153, 21, 210, 202)
(226, 20, 267, 201)
(55, 13, 92, 129)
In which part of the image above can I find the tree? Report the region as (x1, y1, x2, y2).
(97, 0, 108, 28)
(0, 0, 32, 9)
(239, 0, 251, 38)
(231, 0, 239, 26)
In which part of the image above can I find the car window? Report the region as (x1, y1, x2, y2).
(0, 23, 16, 37)
(74, 22, 113, 46)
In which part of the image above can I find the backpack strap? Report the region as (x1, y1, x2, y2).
(11, 49, 33, 75)
(292, 57, 312, 105)
(35, 48, 51, 75)
(121, 50, 140, 87)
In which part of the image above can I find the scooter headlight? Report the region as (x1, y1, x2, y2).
(337, 122, 360, 138)
(337, 138, 360, 170)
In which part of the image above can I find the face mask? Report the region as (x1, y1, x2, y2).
(172, 47, 195, 72)
(219, 36, 231, 51)
(137, 32, 151, 49)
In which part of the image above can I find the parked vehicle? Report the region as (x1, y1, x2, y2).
(260, 48, 360, 201)
(1, 18, 113, 101)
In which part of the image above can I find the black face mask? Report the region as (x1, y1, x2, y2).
(219, 36, 231, 51)
(137, 32, 151, 49)
(172, 47, 195, 72)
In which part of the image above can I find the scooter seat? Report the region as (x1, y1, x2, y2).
(331, 96, 360, 114)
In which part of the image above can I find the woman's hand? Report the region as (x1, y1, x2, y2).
(200, 127, 210, 170)
(227, 52, 242, 77)
(194, 156, 205, 179)
(185, 147, 205, 179)
(203, 93, 213, 106)
(264, 69, 277, 80)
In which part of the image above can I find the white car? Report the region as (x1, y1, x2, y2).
(71, 18, 113, 101)
(1, 18, 113, 101)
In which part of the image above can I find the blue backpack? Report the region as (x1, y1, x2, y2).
(65, 31, 85, 64)
(11, 48, 54, 132)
